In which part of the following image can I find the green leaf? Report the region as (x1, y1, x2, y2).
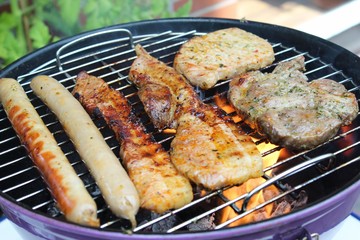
(151, 0, 167, 16)
(0, 31, 27, 67)
(0, 0, 193, 69)
(52, 36, 61, 43)
(58, 0, 81, 27)
(174, 0, 192, 17)
(9, 0, 21, 16)
(0, 12, 18, 30)
(29, 19, 52, 49)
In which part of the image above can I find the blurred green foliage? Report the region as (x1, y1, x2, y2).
(0, 0, 192, 69)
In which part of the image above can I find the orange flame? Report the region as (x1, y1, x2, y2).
(219, 142, 280, 226)
(214, 93, 284, 227)
(214, 94, 242, 123)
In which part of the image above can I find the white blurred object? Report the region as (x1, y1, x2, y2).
(296, 0, 360, 39)
(0, 218, 22, 240)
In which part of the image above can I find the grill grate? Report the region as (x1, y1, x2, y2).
(1, 28, 360, 233)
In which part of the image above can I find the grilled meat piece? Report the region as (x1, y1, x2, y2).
(73, 72, 193, 213)
(173, 27, 275, 90)
(228, 56, 359, 150)
(130, 46, 201, 130)
(129, 45, 263, 190)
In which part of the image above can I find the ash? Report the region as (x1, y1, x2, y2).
(139, 211, 216, 232)
(187, 213, 216, 231)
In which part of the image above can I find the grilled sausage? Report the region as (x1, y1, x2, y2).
(0, 78, 99, 227)
(30, 75, 140, 227)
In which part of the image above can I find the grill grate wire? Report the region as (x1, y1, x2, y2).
(0, 28, 360, 233)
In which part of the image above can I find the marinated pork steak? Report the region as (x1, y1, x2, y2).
(228, 56, 359, 150)
(129, 45, 263, 190)
(73, 72, 193, 214)
(173, 27, 275, 90)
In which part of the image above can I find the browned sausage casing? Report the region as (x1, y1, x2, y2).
(30, 75, 140, 227)
(0, 78, 99, 227)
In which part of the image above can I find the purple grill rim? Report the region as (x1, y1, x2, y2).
(0, 180, 359, 239)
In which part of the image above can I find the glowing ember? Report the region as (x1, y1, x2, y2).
(213, 94, 241, 123)
(219, 141, 280, 226)
(163, 128, 176, 134)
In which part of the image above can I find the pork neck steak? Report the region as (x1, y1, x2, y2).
(228, 56, 359, 150)
(173, 27, 275, 90)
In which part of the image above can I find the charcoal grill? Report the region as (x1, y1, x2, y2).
(0, 18, 359, 240)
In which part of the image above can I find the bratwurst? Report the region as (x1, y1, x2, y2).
(31, 75, 140, 227)
(0, 78, 99, 227)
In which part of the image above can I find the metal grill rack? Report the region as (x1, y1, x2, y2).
(0, 28, 360, 233)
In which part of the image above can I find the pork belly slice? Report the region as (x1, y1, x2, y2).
(228, 56, 359, 150)
(129, 44, 263, 190)
(73, 72, 193, 213)
(173, 27, 275, 90)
